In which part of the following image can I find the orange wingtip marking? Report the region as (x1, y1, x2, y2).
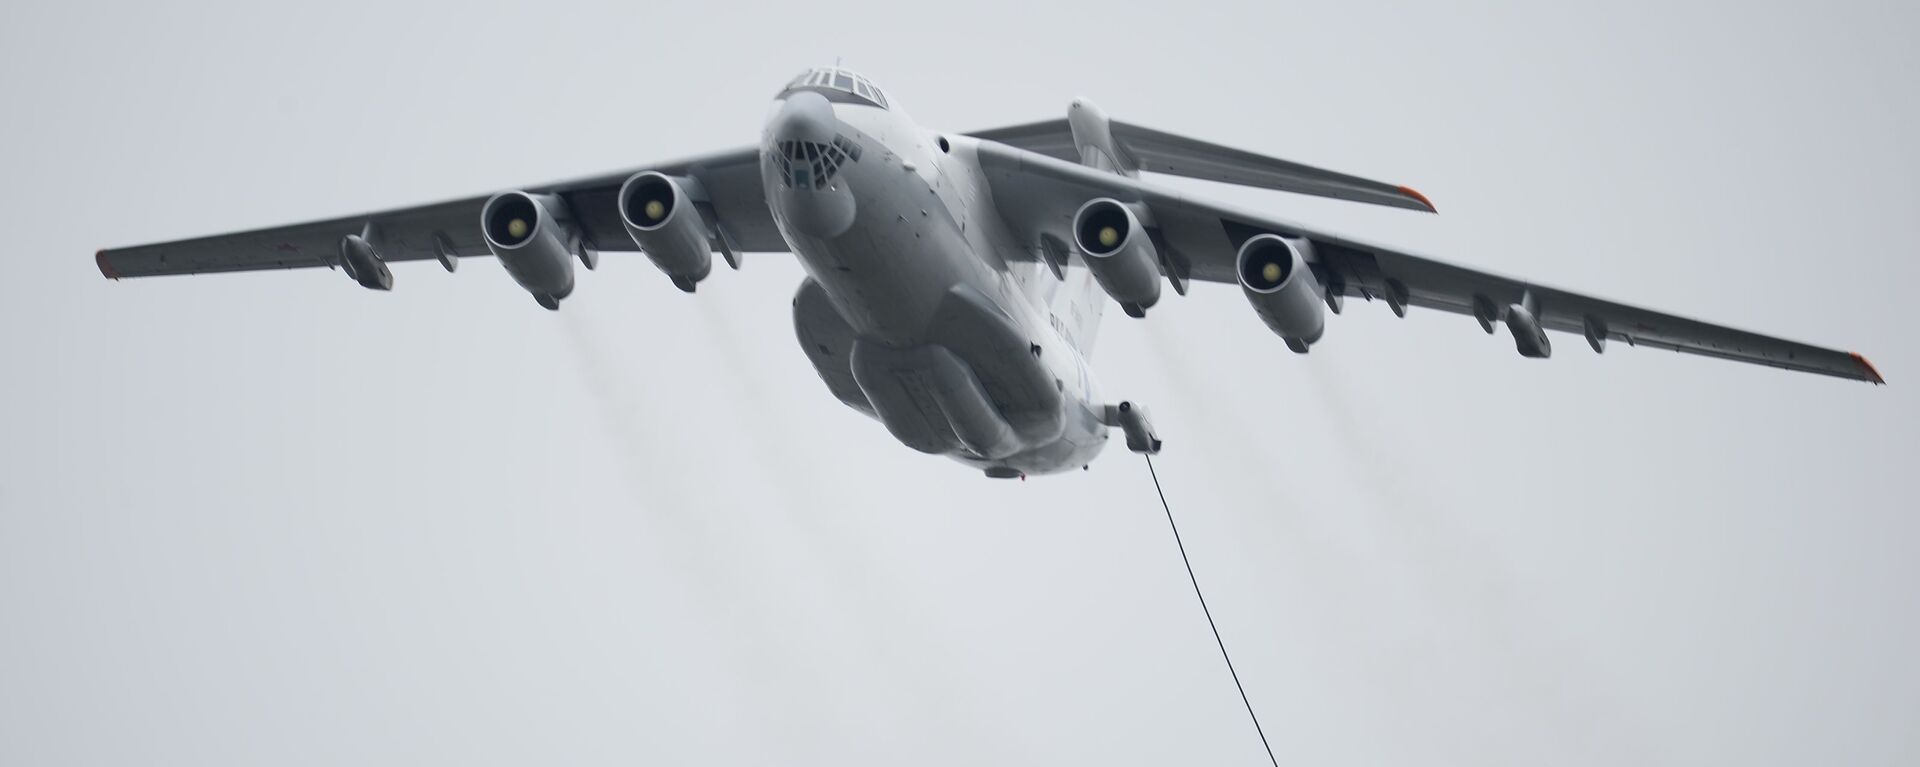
(1397, 185, 1437, 213)
(1850, 352, 1885, 385)
(95, 250, 121, 280)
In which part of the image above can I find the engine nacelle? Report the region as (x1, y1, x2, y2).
(618, 171, 714, 293)
(481, 191, 578, 310)
(337, 233, 392, 291)
(1071, 198, 1162, 317)
(1236, 234, 1326, 353)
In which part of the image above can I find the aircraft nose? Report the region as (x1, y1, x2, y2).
(771, 90, 840, 145)
(766, 89, 856, 237)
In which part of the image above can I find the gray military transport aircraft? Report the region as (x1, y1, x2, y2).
(97, 66, 1884, 479)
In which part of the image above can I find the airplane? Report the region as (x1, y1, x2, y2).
(96, 66, 1885, 479)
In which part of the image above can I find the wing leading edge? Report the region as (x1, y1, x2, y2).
(96, 148, 785, 280)
(972, 138, 1883, 384)
(968, 118, 1437, 213)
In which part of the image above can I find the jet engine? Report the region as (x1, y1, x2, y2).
(1071, 198, 1162, 317)
(1236, 234, 1325, 353)
(618, 171, 715, 293)
(481, 191, 579, 310)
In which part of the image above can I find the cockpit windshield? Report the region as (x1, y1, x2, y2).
(779, 66, 891, 110)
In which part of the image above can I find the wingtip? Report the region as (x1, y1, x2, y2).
(1397, 185, 1437, 213)
(95, 249, 121, 280)
(1850, 352, 1885, 385)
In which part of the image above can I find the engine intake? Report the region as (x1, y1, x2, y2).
(1071, 198, 1162, 317)
(618, 171, 715, 293)
(481, 191, 578, 310)
(1236, 234, 1326, 353)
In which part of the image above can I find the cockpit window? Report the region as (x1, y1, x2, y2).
(779, 66, 891, 111)
(774, 134, 864, 190)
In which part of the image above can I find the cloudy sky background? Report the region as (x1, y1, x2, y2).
(3, 1, 1916, 764)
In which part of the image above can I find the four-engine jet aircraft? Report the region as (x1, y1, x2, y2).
(97, 66, 1884, 478)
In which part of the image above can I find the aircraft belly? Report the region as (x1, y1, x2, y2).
(818, 281, 1102, 471)
(848, 340, 1023, 460)
(922, 284, 1065, 445)
(768, 124, 1107, 474)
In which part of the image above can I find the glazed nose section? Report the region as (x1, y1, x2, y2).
(767, 90, 857, 238)
(771, 90, 840, 145)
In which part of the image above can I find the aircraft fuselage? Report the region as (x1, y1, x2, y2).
(760, 89, 1110, 476)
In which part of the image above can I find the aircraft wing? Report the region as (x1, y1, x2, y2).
(972, 139, 1884, 384)
(969, 118, 1438, 213)
(95, 147, 785, 279)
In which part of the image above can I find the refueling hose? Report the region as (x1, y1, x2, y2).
(1144, 453, 1280, 767)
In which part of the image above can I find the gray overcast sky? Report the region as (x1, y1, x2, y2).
(3, 1, 1916, 765)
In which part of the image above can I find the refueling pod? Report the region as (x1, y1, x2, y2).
(1506, 292, 1551, 358)
(480, 191, 579, 310)
(337, 233, 392, 291)
(618, 171, 715, 293)
(1071, 198, 1162, 317)
(1105, 401, 1163, 454)
(1236, 234, 1326, 353)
